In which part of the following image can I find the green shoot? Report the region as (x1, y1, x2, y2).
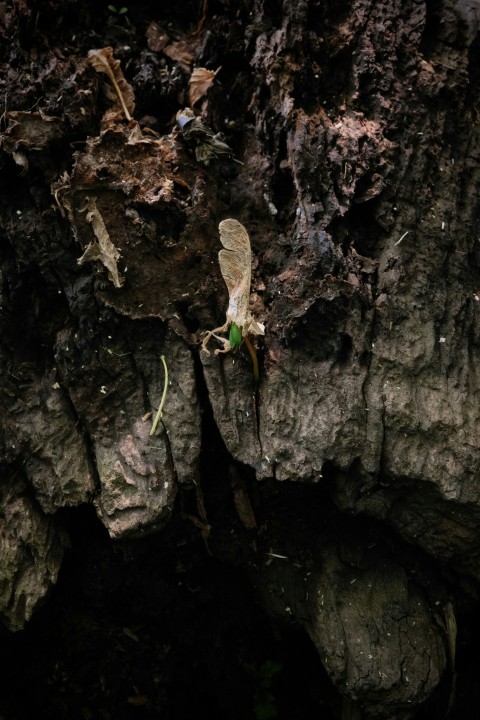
(108, 4, 128, 13)
(229, 322, 243, 349)
(150, 355, 168, 436)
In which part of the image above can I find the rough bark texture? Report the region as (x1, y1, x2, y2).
(1, 0, 480, 717)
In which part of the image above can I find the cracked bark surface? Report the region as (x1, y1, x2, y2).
(1, 0, 480, 717)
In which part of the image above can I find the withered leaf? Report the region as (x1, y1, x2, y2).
(3, 110, 62, 151)
(145, 20, 169, 52)
(87, 47, 135, 123)
(176, 108, 239, 165)
(188, 67, 220, 107)
(163, 41, 195, 72)
(77, 196, 124, 288)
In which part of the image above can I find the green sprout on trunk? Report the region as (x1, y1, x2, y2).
(107, 5, 128, 14)
(229, 321, 243, 349)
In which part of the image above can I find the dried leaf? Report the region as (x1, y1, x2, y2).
(188, 66, 220, 107)
(87, 47, 135, 122)
(126, 123, 166, 146)
(163, 40, 195, 72)
(191, 0, 208, 37)
(77, 196, 124, 288)
(126, 123, 145, 144)
(3, 110, 61, 151)
(201, 219, 264, 355)
(176, 107, 239, 165)
(145, 20, 169, 52)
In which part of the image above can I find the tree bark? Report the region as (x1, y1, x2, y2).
(1, 0, 479, 717)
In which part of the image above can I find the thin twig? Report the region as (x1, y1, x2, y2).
(244, 336, 259, 386)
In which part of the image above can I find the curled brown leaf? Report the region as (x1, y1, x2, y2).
(188, 66, 220, 107)
(163, 41, 195, 73)
(87, 47, 135, 123)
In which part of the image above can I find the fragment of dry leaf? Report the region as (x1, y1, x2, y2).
(145, 20, 169, 53)
(176, 107, 240, 165)
(188, 66, 221, 107)
(87, 47, 135, 123)
(163, 41, 195, 73)
(202, 219, 264, 356)
(77, 196, 124, 288)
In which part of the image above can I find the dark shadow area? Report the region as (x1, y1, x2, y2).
(0, 503, 337, 720)
(1, 453, 480, 719)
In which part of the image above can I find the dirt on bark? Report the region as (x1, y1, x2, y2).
(1, 0, 480, 718)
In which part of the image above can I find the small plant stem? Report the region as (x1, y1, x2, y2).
(244, 336, 259, 386)
(150, 355, 168, 436)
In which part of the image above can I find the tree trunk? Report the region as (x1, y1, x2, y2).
(1, 0, 479, 717)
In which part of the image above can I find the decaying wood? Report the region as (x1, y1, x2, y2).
(1, 0, 480, 717)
